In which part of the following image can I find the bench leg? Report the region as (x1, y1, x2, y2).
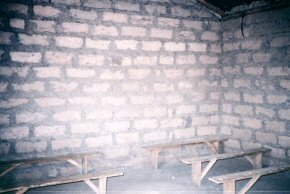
(205, 141, 220, 154)
(244, 153, 262, 169)
(151, 149, 161, 169)
(99, 177, 107, 194)
(223, 181, 235, 194)
(82, 156, 88, 174)
(238, 175, 261, 194)
(191, 162, 202, 187)
(16, 187, 29, 194)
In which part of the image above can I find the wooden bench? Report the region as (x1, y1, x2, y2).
(0, 170, 123, 194)
(0, 151, 101, 178)
(141, 135, 229, 169)
(180, 147, 271, 187)
(209, 164, 290, 194)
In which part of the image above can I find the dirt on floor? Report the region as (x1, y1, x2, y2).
(12, 157, 289, 194)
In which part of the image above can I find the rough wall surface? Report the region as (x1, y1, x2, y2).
(221, 7, 290, 164)
(0, 0, 221, 171)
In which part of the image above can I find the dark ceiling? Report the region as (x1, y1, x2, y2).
(206, 0, 257, 12)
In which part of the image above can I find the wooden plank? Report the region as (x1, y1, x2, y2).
(2, 171, 123, 192)
(0, 151, 101, 165)
(141, 135, 229, 150)
(181, 148, 270, 164)
(84, 179, 99, 193)
(209, 164, 290, 184)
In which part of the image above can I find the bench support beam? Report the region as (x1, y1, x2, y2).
(244, 153, 262, 169)
(191, 159, 217, 187)
(238, 175, 261, 194)
(205, 141, 220, 154)
(0, 164, 21, 178)
(151, 148, 161, 169)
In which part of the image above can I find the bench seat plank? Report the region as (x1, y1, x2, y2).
(181, 148, 270, 164)
(209, 164, 290, 184)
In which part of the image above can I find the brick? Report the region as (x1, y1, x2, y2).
(143, 131, 167, 142)
(103, 12, 127, 23)
(78, 54, 104, 66)
(51, 0, 80, 5)
(68, 97, 96, 106)
(201, 31, 219, 41)
(128, 69, 151, 80)
(265, 120, 286, 132)
(84, 83, 110, 93)
(102, 97, 126, 106)
(234, 105, 253, 115)
(69, 9, 97, 20)
(0, 3, 28, 15)
(19, 34, 48, 46)
(235, 53, 251, 64)
(100, 70, 124, 80)
(105, 147, 130, 159)
(0, 32, 13, 45)
(13, 81, 44, 92)
(223, 104, 232, 113)
(199, 55, 218, 65)
(142, 41, 162, 51)
(34, 67, 61, 78)
(83, 0, 111, 8)
(278, 136, 290, 147)
(197, 126, 217, 136)
(50, 81, 79, 92)
(45, 51, 73, 65)
(164, 69, 183, 79)
(131, 15, 154, 26)
(115, 1, 140, 12)
(243, 93, 263, 104)
(121, 26, 146, 37)
(160, 55, 174, 65)
(223, 115, 239, 126)
(188, 43, 207, 52)
(115, 109, 140, 119)
(85, 110, 112, 120)
(223, 66, 240, 74)
(160, 118, 184, 128)
(244, 67, 264, 75)
(62, 22, 89, 33)
(192, 116, 210, 126)
(191, 92, 205, 102)
(0, 67, 29, 77)
(150, 28, 172, 39)
(116, 132, 139, 145)
(1, 127, 29, 140)
(199, 104, 218, 113)
(268, 147, 286, 159)
(94, 25, 118, 37)
(224, 92, 240, 102)
(144, 107, 167, 117)
(0, 82, 8, 92)
(134, 56, 158, 66)
(178, 81, 193, 89)
(70, 122, 97, 134)
(134, 119, 157, 129)
(243, 118, 262, 129)
(176, 105, 196, 115)
(253, 53, 271, 63)
(10, 52, 41, 63)
(0, 98, 28, 109)
(267, 95, 288, 104)
(223, 42, 239, 51)
(66, 68, 95, 78)
(164, 42, 186, 52)
(210, 44, 221, 53)
(145, 4, 166, 15)
(86, 38, 111, 50)
(220, 126, 232, 135)
(16, 112, 46, 123)
(31, 20, 55, 33)
(130, 96, 154, 105)
(255, 107, 275, 118)
(0, 143, 10, 155)
(55, 36, 83, 48)
(153, 83, 174, 92)
(34, 5, 60, 17)
(109, 56, 131, 66)
(182, 20, 202, 30)
(267, 67, 289, 76)
(157, 17, 180, 27)
(115, 40, 138, 50)
(173, 128, 195, 139)
(280, 80, 290, 90)
(16, 141, 47, 153)
(278, 109, 290, 120)
(171, 6, 191, 17)
(241, 40, 261, 50)
(176, 55, 196, 65)
(52, 139, 81, 150)
(53, 111, 81, 122)
(103, 121, 130, 131)
(271, 36, 289, 47)
(256, 132, 277, 144)
(186, 68, 205, 77)
(34, 125, 66, 137)
(34, 97, 65, 107)
(10, 18, 25, 29)
(224, 139, 241, 149)
(234, 79, 251, 88)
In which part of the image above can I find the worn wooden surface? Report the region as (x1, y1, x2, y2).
(181, 148, 271, 164)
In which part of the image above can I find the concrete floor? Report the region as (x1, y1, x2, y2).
(17, 157, 290, 194)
